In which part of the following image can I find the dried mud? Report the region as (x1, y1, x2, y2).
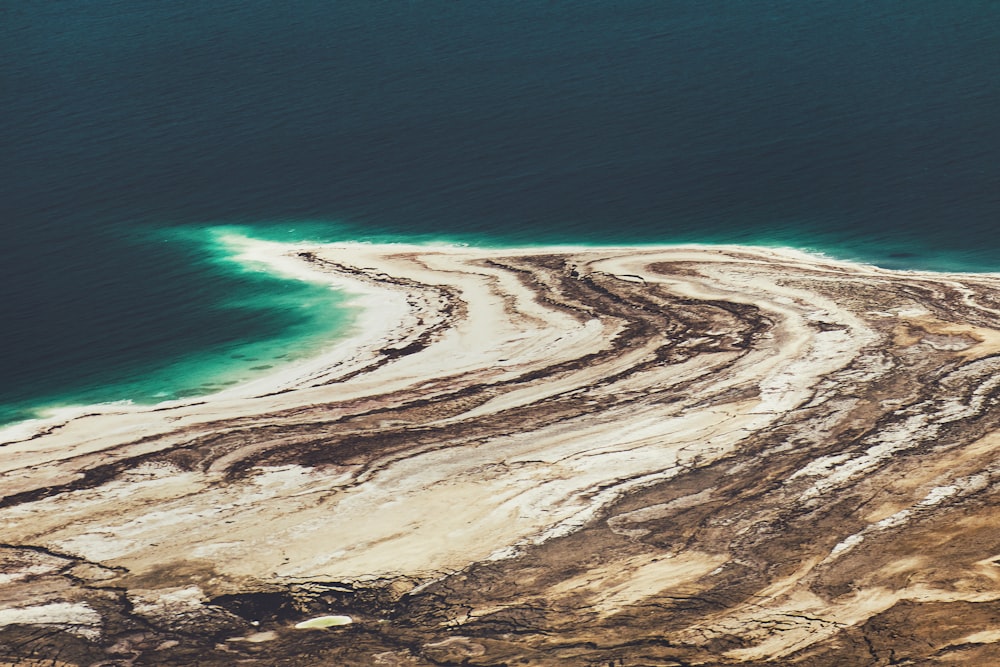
(4, 244, 1000, 665)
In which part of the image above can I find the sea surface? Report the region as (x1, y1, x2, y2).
(2, 1, 1000, 424)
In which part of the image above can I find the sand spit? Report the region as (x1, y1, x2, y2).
(5, 242, 1000, 664)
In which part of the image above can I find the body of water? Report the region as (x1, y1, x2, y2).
(2, 1, 999, 423)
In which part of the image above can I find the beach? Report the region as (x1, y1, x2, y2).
(4, 241, 1000, 664)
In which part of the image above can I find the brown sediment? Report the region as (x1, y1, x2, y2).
(4, 242, 1000, 664)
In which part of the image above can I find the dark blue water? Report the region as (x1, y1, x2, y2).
(3, 1, 1000, 423)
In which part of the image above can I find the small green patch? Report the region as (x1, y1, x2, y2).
(294, 615, 353, 629)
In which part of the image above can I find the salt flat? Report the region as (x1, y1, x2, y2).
(4, 242, 1000, 665)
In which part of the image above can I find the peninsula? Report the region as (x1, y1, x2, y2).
(3, 241, 1000, 665)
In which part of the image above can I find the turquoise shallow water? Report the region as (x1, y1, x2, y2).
(3, 1, 1000, 425)
(0, 228, 357, 425)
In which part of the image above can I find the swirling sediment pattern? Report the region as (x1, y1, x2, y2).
(5, 243, 1000, 665)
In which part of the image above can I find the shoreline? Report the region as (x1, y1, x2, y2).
(6, 240, 1000, 663)
(3, 235, 995, 440)
(0, 239, 779, 438)
(4, 237, 997, 500)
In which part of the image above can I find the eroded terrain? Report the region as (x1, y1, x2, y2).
(4, 243, 1000, 665)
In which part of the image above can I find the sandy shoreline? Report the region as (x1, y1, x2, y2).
(0, 239, 914, 441)
(0, 240, 842, 443)
(5, 240, 1000, 665)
